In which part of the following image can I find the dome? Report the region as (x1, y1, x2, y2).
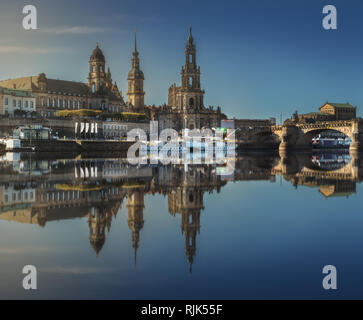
(37, 73, 47, 81)
(90, 43, 105, 62)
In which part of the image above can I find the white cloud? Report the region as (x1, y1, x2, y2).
(0, 46, 70, 54)
(39, 26, 112, 35)
(41, 266, 115, 274)
(0, 247, 56, 254)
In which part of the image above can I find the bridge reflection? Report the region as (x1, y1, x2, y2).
(0, 152, 361, 270)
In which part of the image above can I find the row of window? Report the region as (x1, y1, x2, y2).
(41, 190, 82, 202)
(337, 109, 355, 113)
(4, 191, 35, 203)
(4, 97, 35, 109)
(40, 98, 85, 109)
(39, 187, 120, 202)
(39, 98, 121, 113)
(103, 124, 127, 131)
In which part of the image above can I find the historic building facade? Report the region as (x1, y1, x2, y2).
(0, 43, 127, 118)
(289, 102, 357, 124)
(0, 86, 36, 116)
(319, 102, 356, 120)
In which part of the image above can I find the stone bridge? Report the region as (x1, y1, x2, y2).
(235, 125, 280, 149)
(271, 152, 363, 182)
(267, 119, 363, 153)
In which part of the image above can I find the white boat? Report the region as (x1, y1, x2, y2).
(0, 138, 21, 151)
(147, 140, 235, 153)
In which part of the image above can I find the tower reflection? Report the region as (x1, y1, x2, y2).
(0, 151, 361, 271)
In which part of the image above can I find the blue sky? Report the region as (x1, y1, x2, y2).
(0, 0, 363, 120)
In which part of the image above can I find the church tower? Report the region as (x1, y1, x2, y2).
(127, 32, 145, 111)
(88, 42, 106, 94)
(181, 189, 202, 273)
(88, 207, 108, 257)
(127, 190, 145, 267)
(167, 27, 206, 130)
(180, 27, 204, 112)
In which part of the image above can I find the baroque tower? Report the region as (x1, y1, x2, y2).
(181, 189, 202, 273)
(88, 206, 108, 257)
(167, 27, 206, 130)
(88, 42, 106, 94)
(181, 26, 204, 111)
(127, 190, 145, 267)
(127, 32, 145, 111)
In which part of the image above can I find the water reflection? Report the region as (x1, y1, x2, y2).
(0, 151, 361, 273)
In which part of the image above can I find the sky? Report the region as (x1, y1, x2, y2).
(0, 0, 363, 121)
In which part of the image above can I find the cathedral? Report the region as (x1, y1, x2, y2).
(0, 28, 225, 132)
(150, 27, 226, 131)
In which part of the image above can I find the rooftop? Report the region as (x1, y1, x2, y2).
(321, 102, 356, 109)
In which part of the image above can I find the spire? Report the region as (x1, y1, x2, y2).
(188, 255, 193, 274)
(187, 25, 194, 44)
(128, 31, 143, 79)
(106, 66, 112, 83)
(132, 30, 139, 61)
(134, 30, 138, 53)
(134, 246, 137, 269)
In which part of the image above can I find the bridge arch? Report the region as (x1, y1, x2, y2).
(296, 127, 352, 147)
(238, 127, 281, 145)
(305, 153, 352, 172)
(252, 131, 281, 144)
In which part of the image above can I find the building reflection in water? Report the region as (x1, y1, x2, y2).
(0, 150, 360, 270)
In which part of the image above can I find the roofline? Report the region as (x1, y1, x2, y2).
(319, 102, 357, 110)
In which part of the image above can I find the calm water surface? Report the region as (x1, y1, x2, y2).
(0, 151, 362, 299)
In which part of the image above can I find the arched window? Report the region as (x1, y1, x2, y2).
(92, 65, 96, 72)
(92, 83, 96, 93)
(189, 98, 194, 106)
(189, 193, 194, 203)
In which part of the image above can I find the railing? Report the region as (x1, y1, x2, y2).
(297, 120, 354, 130)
